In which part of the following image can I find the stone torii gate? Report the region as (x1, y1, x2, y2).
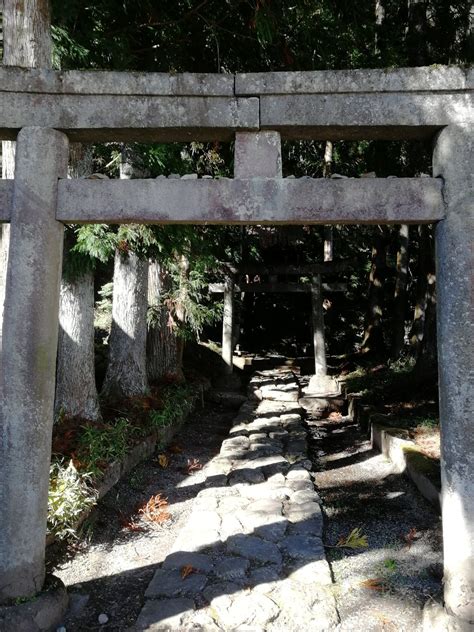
(0, 66, 472, 627)
(209, 262, 348, 375)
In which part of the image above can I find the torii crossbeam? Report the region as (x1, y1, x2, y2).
(209, 279, 347, 375)
(0, 66, 472, 626)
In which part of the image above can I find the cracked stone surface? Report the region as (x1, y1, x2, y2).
(133, 368, 338, 631)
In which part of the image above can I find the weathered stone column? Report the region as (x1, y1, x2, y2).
(234, 131, 282, 179)
(311, 274, 327, 376)
(0, 127, 68, 601)
(222, 275, 235, 372)
(230, 131, 283, 371)
(432, 124, 474, 624)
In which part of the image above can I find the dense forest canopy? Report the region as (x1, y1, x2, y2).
(49, 0, 472, 71)
(0, 0, 472, 574)
(1, 0, 472, 411)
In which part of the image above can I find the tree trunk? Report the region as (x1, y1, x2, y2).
(323, 227, 334, 263)
(55, 271, 101, 420)
(102, 249, 149, 401)
(410, 225, 437, 371)
(54, 144, 101, 420)
(173, 254, 190, 380)
(222, 275, 235, 373)
(312, 274, 327, 376)
(361, 229, 388, 357)
(410, 226, 431, 350)
(102, 145, 150, 401)
(2, 0, 52, 67)
(323, 141, 334, 262)
(147, 261, 179, 382)
(391, 224, 410, 359)
(406, 0, 428, 65)
(415, 279, 437, 374)
(0, 0, 52, 342)
(375, 0, 385, 57)
(322, 140, 333, 178)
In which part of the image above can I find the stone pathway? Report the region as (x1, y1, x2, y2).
(132, 368, 339, 631)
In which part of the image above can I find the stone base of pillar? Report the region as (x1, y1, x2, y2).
(0, 575, 68, 631)
(423, 599, 474, 632)
(214, 372, 242, 392)
(306, 374, 340, 396)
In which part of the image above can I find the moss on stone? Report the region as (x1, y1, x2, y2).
(403, 446, 441, 487)
(372, 420, 411, 440)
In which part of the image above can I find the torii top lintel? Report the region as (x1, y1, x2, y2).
(0, 65, 472, 143)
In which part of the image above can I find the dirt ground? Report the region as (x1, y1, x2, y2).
(310, 413, 443, 632)
(48, 387, 443, 632)
(48, 401, 236, 631)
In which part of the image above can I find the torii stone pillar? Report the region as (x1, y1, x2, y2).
(223, 130, 282, 372)
(222, 274, 235, 372)
(432, 124, 474, 625)
(0, 127, 68, 601)
(311, 274, 327, 376)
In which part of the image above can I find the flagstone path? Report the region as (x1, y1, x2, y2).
(132, 368, 339, 631)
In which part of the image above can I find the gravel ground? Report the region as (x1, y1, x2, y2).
(47, 379, 443, 632)
(47, 401, 235, 631)
(309, 414, 443, 632)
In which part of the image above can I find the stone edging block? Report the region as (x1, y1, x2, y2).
(46, 386, 208, 547)
(370, 420, 441, 512)
(0, 576, 68, 632)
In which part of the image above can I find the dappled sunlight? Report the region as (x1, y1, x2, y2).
(1, 4, 472, 622)
(59, 368, 443, 628)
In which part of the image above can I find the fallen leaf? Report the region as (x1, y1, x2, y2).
(168, 443, 183, 454)
(123, 520, 145, 532)
(360, 578, 388, 591)
(118, 511, 146, 532)
(158, 454, 169, 468)
(70, 453, 87, 470)
(186, 458, 203, 474)
(181, 565, 196, 579)
(403, 527, 418, 548)
(336, 527, 368, 549)
(138, 494, 171, 524)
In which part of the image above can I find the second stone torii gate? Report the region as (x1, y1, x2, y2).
(0, 66, 472, 628)
(209, 269, 348, 376)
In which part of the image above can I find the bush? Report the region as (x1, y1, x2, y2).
(48, 460, 97, 539)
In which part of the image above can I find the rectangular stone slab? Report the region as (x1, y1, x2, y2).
(0, 65, 471, 141)
(236, 66, 473, 94)
(0, 180, 12, 222)
(259, 93, 473, 140)
(0, 66, 235, 96)
(56, 177, 445, 225)
(0, 94, 259, 142)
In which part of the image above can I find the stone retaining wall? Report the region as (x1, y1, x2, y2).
(347, 394, 441, 513)
(46, 385, 207, 547)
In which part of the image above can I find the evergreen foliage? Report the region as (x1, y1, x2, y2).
(45, 0, 472, 362)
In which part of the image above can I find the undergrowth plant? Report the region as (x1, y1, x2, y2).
(344, 359, 415, 400)
(78, 418, 139, 476)
(49, 383, 198, 539)
(148, 384, 194, 429)
(48, 460, 97, 539)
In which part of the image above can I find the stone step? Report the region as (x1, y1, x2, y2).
(299, 395, 346, 414)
